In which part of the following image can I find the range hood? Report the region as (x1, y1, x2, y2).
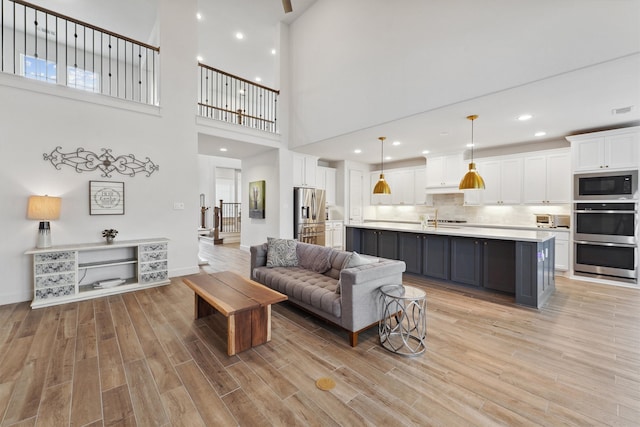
(425, 187, 463, 195)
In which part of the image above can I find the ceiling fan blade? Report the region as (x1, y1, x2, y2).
(282, 0, 293, 13)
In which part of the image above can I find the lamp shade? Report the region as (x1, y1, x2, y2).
(459, 163, 486, 189)
(373, 173, 392, 194)
(27, 195, 61, 220)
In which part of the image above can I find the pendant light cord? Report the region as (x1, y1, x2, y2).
(471, 118, 474, 163)
(381, 139, 384, 173)
(467, 114, 478, 164)
(379, 136, 386, 174)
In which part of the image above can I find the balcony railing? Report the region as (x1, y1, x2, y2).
(198, 63, 279, 134)
(1, 0, 160, 105)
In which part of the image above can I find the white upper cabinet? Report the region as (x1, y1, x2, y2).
(390, 169, 415, 205)
(475, 157, 522, 205)
(316, 166, 337, 205)
(414, 168, 434, 206)
(293, 153, 318, 187)
(523, 150, 571, 204)
(425, 153, 464, 190)
(370, 167, 419, 205)
(545, 152, 572, 203)
(569, 127, 639, 172)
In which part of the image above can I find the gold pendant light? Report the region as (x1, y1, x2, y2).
(373, 136, 391, 194)
(459, 115, 486, 190)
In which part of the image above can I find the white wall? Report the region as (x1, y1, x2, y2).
(240, 149, 283, 250)
(0, 0, 200, 304)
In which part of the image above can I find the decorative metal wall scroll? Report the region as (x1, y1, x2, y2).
(44, 147, 159, 177)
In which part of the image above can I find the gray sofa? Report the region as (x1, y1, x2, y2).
(250, 240, 406, 346)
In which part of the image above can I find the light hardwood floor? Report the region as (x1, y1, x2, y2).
(1, 242, 639, 426)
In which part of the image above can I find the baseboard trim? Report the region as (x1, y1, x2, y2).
(169, 266, 200, 278)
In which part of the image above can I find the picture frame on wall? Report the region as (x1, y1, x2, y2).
(249, 180, 265, 219)
(89, 181, 125, 215)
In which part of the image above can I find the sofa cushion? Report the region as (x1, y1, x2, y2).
(296, 242, 332, 273)
(266, 237, 298, 267)
(325, 250, 353, 280)
(336, 252, 378, 294)
(253, 266, 341, 318)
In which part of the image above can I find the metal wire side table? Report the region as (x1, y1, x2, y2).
(379, 284, 427, 356)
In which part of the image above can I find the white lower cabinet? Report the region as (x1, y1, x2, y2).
(549, 230, 569, 271)
(325, 221, 344, 249)
(27, 238, 170, 308)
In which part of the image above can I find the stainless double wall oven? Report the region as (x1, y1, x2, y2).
(573, 170, 638, 282)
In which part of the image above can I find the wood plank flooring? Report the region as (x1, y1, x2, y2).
(0, 241, 638, 426)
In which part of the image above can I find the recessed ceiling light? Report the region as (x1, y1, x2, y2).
(392, 141, 401, 146)
(534, 131, 546, 137)
(354, 149, 362, 154)
(518, 114, 533, 121)
(466, 143, 475, 148)
(196, 55, 203, 62)
(255, 77, 262, 82)
(271, 49, 277, 55)
(385, 156, 392, 161)
(196, 12, 202, 20)
(220, 148, 228, 152)
(235, 32, 244, 40)
(422, 150, 430, 155)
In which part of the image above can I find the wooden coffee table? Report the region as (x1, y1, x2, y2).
(182, 271, 287, 356)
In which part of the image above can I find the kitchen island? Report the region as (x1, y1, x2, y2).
(346, 222, 556, 308)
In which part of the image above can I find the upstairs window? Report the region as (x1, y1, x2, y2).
(21, 54, 100, 92)
(22, 55, 57, 83)
(67, 66, 100, 92)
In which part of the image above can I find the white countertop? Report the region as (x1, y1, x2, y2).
(363, 219, 570, 233)
(349, 222, 555, 242)
(458, 222, 570, 233)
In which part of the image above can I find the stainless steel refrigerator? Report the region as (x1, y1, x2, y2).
(293, 187, 326, 246)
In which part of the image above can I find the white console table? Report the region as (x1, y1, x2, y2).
(25, 238, 169, 308)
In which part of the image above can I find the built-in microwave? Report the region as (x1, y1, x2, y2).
(574, 170, 638, 200)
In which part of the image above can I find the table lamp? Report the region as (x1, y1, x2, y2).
(27, 195, 62, 248)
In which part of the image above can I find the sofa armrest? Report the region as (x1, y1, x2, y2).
(339, 259, 406, 332)
(250, 243, 268, 280)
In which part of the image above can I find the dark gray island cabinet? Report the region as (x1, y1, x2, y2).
(346, 224, 555, 309)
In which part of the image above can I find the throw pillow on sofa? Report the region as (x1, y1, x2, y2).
(266, 237, 298, 267)
(297, 243, 333, 273)
(335, 251, 378, 294)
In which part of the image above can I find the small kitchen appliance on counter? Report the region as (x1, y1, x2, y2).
(535, 214, 570, 228)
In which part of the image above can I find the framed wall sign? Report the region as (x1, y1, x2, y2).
(90, 181, 125, 215)
(249, 180, 265, 219)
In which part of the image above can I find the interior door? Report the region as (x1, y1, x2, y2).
(349, 170, 363, 224)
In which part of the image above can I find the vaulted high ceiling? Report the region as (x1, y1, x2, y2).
(26, 0, 640, 164)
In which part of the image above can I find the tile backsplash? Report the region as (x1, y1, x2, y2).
(365, 193, 570, 227)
